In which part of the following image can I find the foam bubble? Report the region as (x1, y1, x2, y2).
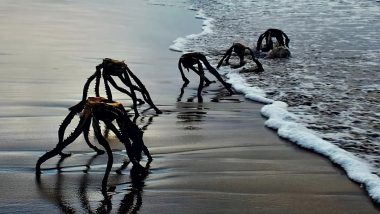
(169, 37, 187, 52)
(188, 4, 197, 11)
(169, 8, 214, 52)
(225, 71, 274, 104)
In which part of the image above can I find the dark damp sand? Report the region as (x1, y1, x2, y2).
(0, 0, 378, 213)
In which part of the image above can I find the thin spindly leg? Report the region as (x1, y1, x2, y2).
(177, 82, 187, 102)
(252, 58, 264, 71)
(189, 65, 213, 86)
(57, 110, 77, 157)
(92, 118, 113, 191)
(113, 119, 148, 165)
(83, 153, 101, 173)
(207, 67, 234, 94)
(284, 33, 290, 47)
(119, 75, 145, 104)
(106, 76, 134, 97)
(178, 58, 190, 84)
(197, 62, 205, 103)
(106, 76, 139, 116)
(55, 155, 67, 173)
(81, 71, 99, 102)
(143, 145, 153, 162)
(256, 34, 265, 51)
(265, 35, 274, 51)
(247, 48, 264, 72)
(104, 121, 134, 173)
(201, 57, 234, 95)
(217, 47, 233, 68)
(95, 73, 101, 97)
(238, 52, 245, 66)
(83, 119, 105, 155)
(126, 68, 162, 114)
(104, 121, 134, 160)
(117, 116, 146, 167)
(276, 35, 285, 46)
(103, 74, 113, 101)
(36, 116, 88, 174)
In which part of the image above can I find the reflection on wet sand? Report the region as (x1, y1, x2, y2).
(177, 82, 240, 104)
(176, 102, 208, 125)
(177, 82, 200, 102)
(176, 84, 243, 130)
(135, 113, 158, 132)
(35, 111, 156, 213)
(36, 154, 150, 213)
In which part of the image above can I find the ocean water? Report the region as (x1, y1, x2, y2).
(167, 0, 380, 202)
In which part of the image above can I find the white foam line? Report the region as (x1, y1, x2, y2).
(169, 8, 214, 52)
(224, 69, 380, 203)
(261, 101, 380, 203)
(225, 71, 274, 104)
(168, 2, 380, 204)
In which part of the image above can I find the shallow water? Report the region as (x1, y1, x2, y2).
(175, 0, 380, 173)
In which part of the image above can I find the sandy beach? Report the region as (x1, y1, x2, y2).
(0, 0, 379, 213)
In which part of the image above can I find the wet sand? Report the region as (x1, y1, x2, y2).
(0, 0, 379, 213)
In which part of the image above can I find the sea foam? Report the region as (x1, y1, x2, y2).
(225, 71, 274, 104)
(224, 69, 380, 203)
(169, 8, 214, 52)
(261, 101, 380, 202)
(169, 1, 380, 203)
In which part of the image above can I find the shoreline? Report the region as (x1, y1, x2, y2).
(184, 0, 380, 205)
(226, 70, 380, 203)
(0, 0, 379, 213)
